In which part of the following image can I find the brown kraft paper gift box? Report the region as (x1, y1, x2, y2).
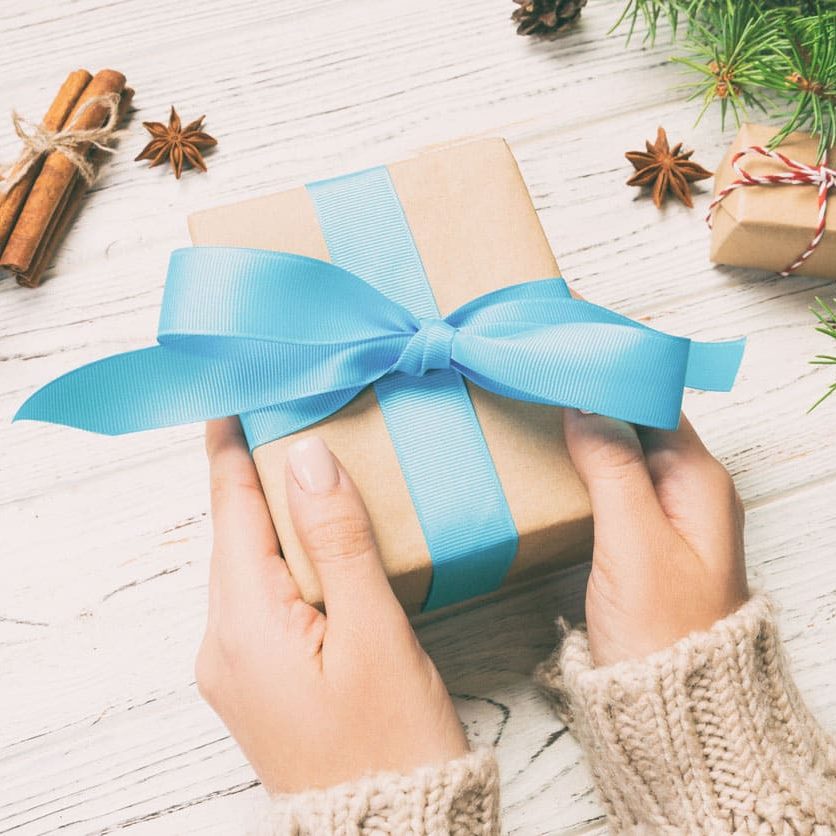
(710, 123, 836, 279)
(188, 138, 592, 614)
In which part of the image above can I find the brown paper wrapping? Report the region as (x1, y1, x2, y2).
(188, 138, 592, 613)
(710, 124, 836, 279)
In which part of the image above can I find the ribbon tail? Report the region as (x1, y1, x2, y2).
(15, 343, 372, 447)
(13, 346, 259, 435)
(684, 338, 745, 391)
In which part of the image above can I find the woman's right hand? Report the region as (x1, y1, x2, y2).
(562, 410, 749, 667)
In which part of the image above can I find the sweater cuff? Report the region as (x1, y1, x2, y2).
(536, 594, 836, 832)
(251, 748, 500, 835)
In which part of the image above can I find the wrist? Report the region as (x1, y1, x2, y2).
(253, 748, 501, 836)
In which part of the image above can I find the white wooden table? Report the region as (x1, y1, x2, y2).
(2, 1, 835, 833)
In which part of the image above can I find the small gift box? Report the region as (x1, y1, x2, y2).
(16, 139, 743, 614)
(708, 124, 836, 279)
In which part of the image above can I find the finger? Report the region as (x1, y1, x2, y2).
(637, 414, 744, 562)
(206, 418, 300, 611)
(563, 409, 670, 555)
(285, 435, 404, 632)
(636, 413, 712, 485)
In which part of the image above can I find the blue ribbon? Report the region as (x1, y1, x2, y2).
(307, 168, 518, 610)
(14, 174, 745, 610)
(15, 248, 744, 436)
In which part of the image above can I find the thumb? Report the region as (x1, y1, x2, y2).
(563, 409, 669, 558)
(285, 436, 404, 632)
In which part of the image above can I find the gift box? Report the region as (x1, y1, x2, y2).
(709, 124, 836, 279)
(16, 139, 743, 615)
(187, 139, 594, 614)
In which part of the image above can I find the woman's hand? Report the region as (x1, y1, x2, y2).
(196, 419, 469, 794)
(563, 410, 749, 668)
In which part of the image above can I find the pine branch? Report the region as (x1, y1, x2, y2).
(609, 0, 679, 43)
(611, 0, 802, 45)
(810, 297, 836, 411)
(673, 3, 782, 128)
(761, 11, 836, 159)
(612, 0, 836, 158)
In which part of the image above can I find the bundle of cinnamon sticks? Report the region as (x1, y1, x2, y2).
(0, 69, 133, 288)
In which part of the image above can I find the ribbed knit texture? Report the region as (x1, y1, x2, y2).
(536, 594, 836, 833)
(252, 748, 500, 835)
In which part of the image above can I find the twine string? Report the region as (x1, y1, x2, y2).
(0, 92, 123, 194)
(706, 144, 836, 277)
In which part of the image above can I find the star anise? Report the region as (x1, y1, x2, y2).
(625, 127, 712, 208)
(135, 107, 217, 179)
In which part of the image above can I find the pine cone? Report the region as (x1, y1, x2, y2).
(511, 0, 586, 37)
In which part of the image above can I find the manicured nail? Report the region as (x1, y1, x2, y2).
(579, 409, 595, 415)
(287, 436, 339, 494)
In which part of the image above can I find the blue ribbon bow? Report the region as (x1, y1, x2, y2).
(15, 246, 744, 441)
(15, 157, 745, 614)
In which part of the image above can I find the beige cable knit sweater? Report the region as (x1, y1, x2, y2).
(255, 595, 836, 834)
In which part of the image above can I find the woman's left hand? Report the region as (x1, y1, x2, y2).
(195, 418, 469, 794)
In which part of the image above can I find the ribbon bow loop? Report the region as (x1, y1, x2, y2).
(393, 317, 457, 376)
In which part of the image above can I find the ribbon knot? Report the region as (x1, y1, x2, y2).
(819, 164, 836, 191)
(394, 317, 457, 376)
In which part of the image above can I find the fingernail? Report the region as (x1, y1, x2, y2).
(579, 409, 595, 416)
(287, 436, 339, 494)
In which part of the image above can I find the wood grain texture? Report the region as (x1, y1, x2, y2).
(1, 1, 834, 833)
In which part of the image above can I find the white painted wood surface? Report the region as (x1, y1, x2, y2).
(1, 1, 834, 833)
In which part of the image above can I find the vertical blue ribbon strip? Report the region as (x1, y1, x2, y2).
(306, 168, 519, 611)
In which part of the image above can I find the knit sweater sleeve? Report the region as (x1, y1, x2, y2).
(250, 747, 501, 835)
(535, 594, 836, 833)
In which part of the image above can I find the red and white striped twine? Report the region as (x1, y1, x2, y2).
(706, 144, 836, 277)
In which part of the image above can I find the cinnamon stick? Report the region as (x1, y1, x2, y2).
(17, 88, 134, 288)
(0, 69, 126, 275)
(0, 69, 92, 252)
